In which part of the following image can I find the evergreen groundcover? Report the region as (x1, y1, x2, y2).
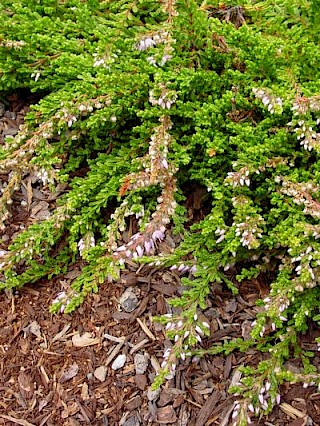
(1, 0, 320, 424)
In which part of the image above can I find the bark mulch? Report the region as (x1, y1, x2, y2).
(1, 269, 319, 426)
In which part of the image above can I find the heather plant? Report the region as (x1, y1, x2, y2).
(1, 0, 320, 424)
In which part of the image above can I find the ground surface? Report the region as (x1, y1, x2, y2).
(1, 95, 320, 426)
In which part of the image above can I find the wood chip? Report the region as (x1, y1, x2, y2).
(134, 374, 147, 390)
(119, 287, 139, 312)
(129, 338, 149, 354)
(39, 365, 50, 384)
(71, 331, 100, 347)
(94, 366, 107, 382)
(134, 353, 148, 374)
(150, 355, 160, 373)
(81, 382, 89, 400)
(280, 402, 306, 419)
(147, 386, 160, 401)
(0, 415, 36, 426)
(26, 177, 32, 211)
(18, 370, 34, 399)
(39, 413, 52, 426)
(51, 323, 71, 343)
(136, 318, 156, 341)
(103, 333, 126, 344)
(195, 391, 222, 426)
(105, 341, 125, 366)
(156, 405, 177, 424)
(125, 395, 142, 411)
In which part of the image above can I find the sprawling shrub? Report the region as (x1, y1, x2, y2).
(1, 0, 320, 423)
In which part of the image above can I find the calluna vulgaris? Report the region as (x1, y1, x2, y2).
(0, 0, 320, 424)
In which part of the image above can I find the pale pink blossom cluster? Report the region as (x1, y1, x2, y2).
(231, 401, 252, 425)
(36, 167, 54, 186)
(288, 245, 319, 289)
(234, 216, 263, 249)
(113, 176, 177, 264)
(0, 40, 25, 49)
(146, 54, 172, 67)
(291, 268, 319, 291)
(255, 295, 290, 335)
(93, 51, 118, 69)
(135, 30, 170, 51)
(161, 346, 177, 379)
(149, 84, 178, 110)
(137, 11, 175, 68)
(121, 116, 175, 194)
(291, 118, 320, 151)
(291, 95, 320, 115)
(78, 234, 95, 257)
(231, 382, 281, 425)
(31, 71, 41, 82)
(149, 117, 176, 184)
(281, 179, 320, 219)
(113, 224, 167, 265)
(255, 381, 280, 413)
(225, 166, 250, 187)
(160, 313, 210, 379)
(0, 249, 8, 270)
(51, 290, 77, 313)
(170, 263, 197, 275)
(252, 88, 283, 114)
(215, 227, 226, 244)
(289, 95, 320, 150)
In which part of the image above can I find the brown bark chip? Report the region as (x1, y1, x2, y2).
(195, 391, 222, 426)
(156, 405, 177, 424)
(18, 370, 34, 400)
(134, 374, 148, 390)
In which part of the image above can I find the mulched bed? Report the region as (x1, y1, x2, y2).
(1, 94, 320, 426)
(1, 269, 319, 426)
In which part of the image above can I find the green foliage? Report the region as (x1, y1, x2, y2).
(1, 0, 320, 423)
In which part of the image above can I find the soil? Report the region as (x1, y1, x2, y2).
(1, 95, 320, 426)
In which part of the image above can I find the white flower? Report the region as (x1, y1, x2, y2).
(146, 56, 157, 67)
(31, 72, 41, 82)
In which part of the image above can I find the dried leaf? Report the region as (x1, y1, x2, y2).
(30, 200, 50, 220)
(59, 363, 79, 383)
